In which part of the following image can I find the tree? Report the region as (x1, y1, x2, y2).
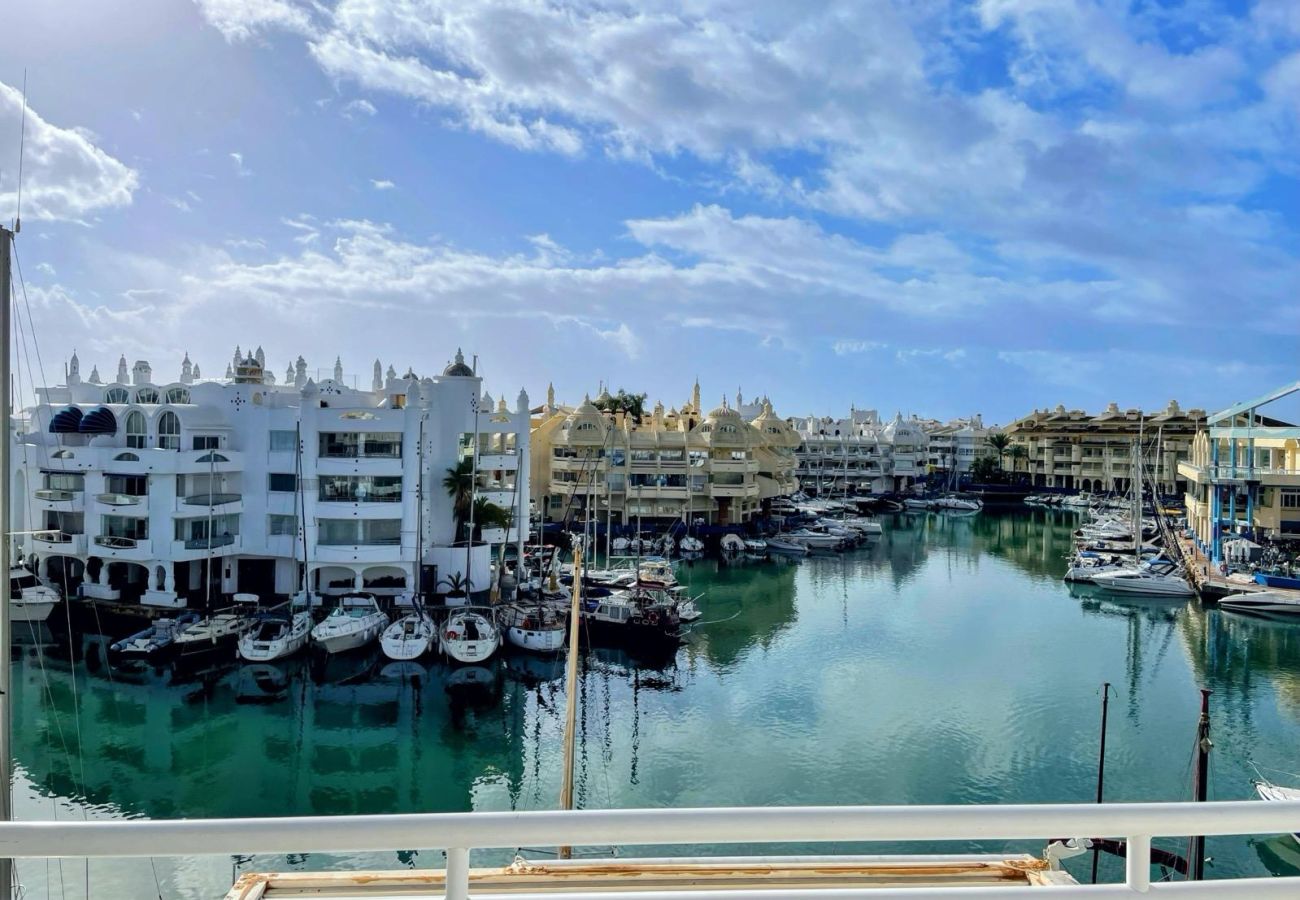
(970, 455, 1002, 483)
(439, 572, 468, 599)
(985, 433, 1012, 469)
(593, 388, 648, 422)
(470, 497, 512, 540)
(1007, 444, 1029, 473)
(443, 457, 475, 539)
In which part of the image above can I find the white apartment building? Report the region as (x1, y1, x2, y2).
(790, 410, 928, 494)
(13, 348, 529, 608)
(924, 415, 999, 475)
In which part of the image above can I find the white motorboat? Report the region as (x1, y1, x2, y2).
(1219, 591, 1300, 618)
(440, 607, 501, 663)
(1090, 562, 1194, 597)
(109, 612, 200, 664)
(902, 498, 931, 510)
(679, 535, 705, 553)
(719, 534, 745, 554)
(743, 538, 768, 554)
(503, 603, 566, 653)
(933, 495, 982, 512)
(239, 606, 313, 662)
(767, 537, 809, 555)
(611, 536, 631, 552)
(311, 593, 389, 654)
(636, 557, 679, 589)
(380, 609, 435, 660)
(9, 566, 60, 623)
(174, 611, 256, 661)
(787, 529, 846, 550)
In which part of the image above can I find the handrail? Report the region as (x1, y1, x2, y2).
(181, 492, 241, 506)
(92, 535, 138, 549)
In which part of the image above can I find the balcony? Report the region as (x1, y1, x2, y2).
(94, 535, 140, 549)
(96, 492, 144, 507)
(181, 492, 242, 507)
(32, 531, 87, 553)
(184, 534, 236, 550)
(477, 453, 518, 470)
(34, 489, 77, 502)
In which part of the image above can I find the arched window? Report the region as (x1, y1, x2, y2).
(104, 387, 129, 404)
(52, 449, 75, 459)
(157, 411, 180, 450)
(165, 387, 190, 404)
(114, 452, 139, 462)
(135, 387, 160, 404)
(125, 411, 147, 449)
(194, 452, 228, 463)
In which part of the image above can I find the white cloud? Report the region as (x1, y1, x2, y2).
(229, 151, 251, 177)
(832, 340, 884, 356)
(194, 0, 314, 41)
(370, 178, 395, 190)
(0, 82, 138, 223)
(341, 98, 378, 118)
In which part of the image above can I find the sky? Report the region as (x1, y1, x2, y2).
(0, 0, 1297, 425)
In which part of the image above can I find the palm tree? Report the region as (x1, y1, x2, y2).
(443, 457, 475, 539)
(985, 433, 1012, 469)
(1008, 444, 1029, 473)
(439, 572, 468, 599)
(470, 497, 512, 540)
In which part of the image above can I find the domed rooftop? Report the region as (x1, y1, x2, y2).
(443, 348, 474, 377)
(706, 396, 742, 419)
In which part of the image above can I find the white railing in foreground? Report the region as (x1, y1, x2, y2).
(2, 800, 1299, 898)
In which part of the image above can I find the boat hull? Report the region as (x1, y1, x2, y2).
(506, 624, 565, 653)
(11, 598, 58, 623)
(1220, 592, 1300, 617)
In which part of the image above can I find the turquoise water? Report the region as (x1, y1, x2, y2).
(14, 508, 1300, 897)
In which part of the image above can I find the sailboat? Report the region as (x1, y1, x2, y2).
(439, 606, 501, 663)
(8, 564, 59, 623)
(502, 601, 566, 653)
(381, 418, 434, 661)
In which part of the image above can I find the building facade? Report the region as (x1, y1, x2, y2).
(1004, 401, 1205, 494)
(1179, 382, 1300, 563)
(14, 348, 529, 607)
(530, 383, 800, 526)
(924, 416, 999, 476)
(789, 410, 930, 495)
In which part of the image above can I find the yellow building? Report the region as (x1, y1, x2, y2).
(1179, 381, 1300, 563)
(530, 383, 800, 526)
(1005, 401, 1205, 494)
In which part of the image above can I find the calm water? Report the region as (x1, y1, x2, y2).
(15, 508, 1300, 897)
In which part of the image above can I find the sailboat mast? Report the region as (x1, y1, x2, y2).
(416, 417, 424, 602)
(0, 224, 15, 900)
(296, 421, 308, 599)
(558, 546, 583, 857)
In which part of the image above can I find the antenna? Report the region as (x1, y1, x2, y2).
(15, 70, 28, 233)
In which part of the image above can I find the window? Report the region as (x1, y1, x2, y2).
(44, 511, 84, 534)
(318, 475, 402, 502)
(713, 472, 744, 486)
(176, 514, 240, 543)
(659, 450, 685, 462)
(269, 430, 297, 452)
(104, 474, 147, 496)
(1282, 490, 1300, 510)
(317, 519, 402, 545)
(104, 387, 129, 404)
(268, 473, 297, 492)
(42, 472, 84, 492)
(730, 450, 749, 460)
(268, 514, 298, 536)
(134, 387, 160, 404)
(165, 387, 190, 404)
(125, 411, 147, 449)
(607, 473, 626, 491)
(575, 422, 597, 432)
(195, 452, 228, 463)
(319, 432, 399, 458)
(113, 452, 139, 462)
(157, 411, 180, 450)
(102, 515, 148, 540)
(631, 450, 655, 461)
(192, 435, 219, 450)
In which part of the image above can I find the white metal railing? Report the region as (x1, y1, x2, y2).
(7, 801, 1300, 898)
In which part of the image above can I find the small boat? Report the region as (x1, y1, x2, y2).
(636, 557, 679, 589)
(173, 610, 256, 661)
(440, 607, 501, 663)
(676, 594, 703, 623)
(1255, 780, 1300, 842)
(380, 609, 435, 661)
(579, 588, 681, 647)
(767, 537, 809, 555)
(1219, 591, 1300, 618)
(719, 534, 745, 555)
(238, 605, 313, 662)
(109, 612, 201, 665)
(9, 565, 60, 624)
(743, 538, 768, 554)
(311, 593, 389, 654)
(787, 529, 846, 551)
(503, 603, 566, 653)
(611, 536, 631, 552)
(903, 498, 931, 510)
(679, 535, 705, 553)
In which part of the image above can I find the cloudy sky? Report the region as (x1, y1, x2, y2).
(1, 0, 1296, 423)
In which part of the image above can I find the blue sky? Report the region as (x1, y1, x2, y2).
(1, 0, 1297, 424)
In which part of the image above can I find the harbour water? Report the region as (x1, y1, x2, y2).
(14, 508, 1300, 897)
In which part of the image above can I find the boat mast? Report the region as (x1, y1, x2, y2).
(558, 545, 583, 857)
(296, 421, 308, 601)
(1190, 689, 1212, 880)
(416, 417, 424, 604)
(1, 224, 15, 900)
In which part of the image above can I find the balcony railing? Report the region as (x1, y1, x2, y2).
(33, 530, 75, 545)
(184, 534, 236, 550)
(34, 489, 78, 502)
(96, 492, 143, 506)
(94, 535, 140, 549)
(8, 800, 1300, 898)
(181, 492, 242, 506)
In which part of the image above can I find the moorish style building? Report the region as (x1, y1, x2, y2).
(1005, 401, 1206, 494)
(790, 410, 927, 494)
(13, 348, 529, 607)
(530, 382, 800, 526)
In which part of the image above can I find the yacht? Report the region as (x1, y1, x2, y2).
(173, 609, 256, 662)
(679, 535, 705, 553)
(440, 607, 501, 663)
(578, 588, 681, 648)
(503, 603, 566, 653)
(1090, 561, 1193, 597)
(767, 537, 810, 555)
(380, 608, 435, 661)
(933, 495, 982, 512)
(238, 604, 313, 662)
(311, 593, 389, 654)
(1219, 591, 1300, 618)
(743, 538, 768, 554)
(9, 565, 60, 623)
